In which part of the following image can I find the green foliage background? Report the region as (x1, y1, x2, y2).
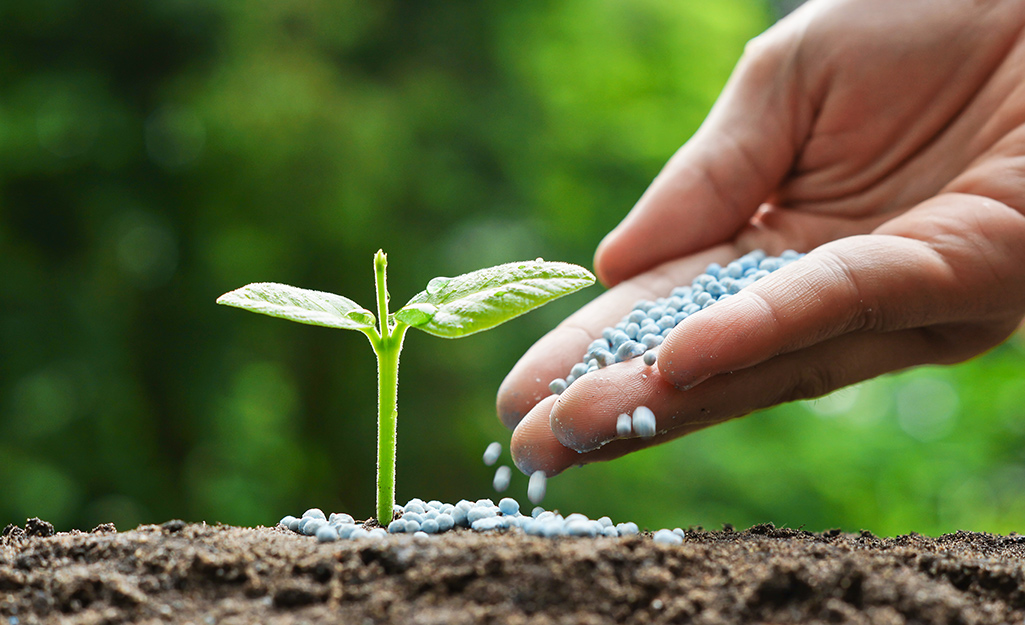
(2, 0, 1023, 537)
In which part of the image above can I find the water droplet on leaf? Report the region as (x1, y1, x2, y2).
(426, 276, 450, 295)
(345, 308, 376, 326)
(395, 303, 437, 327)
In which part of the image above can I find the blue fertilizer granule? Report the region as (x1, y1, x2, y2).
(281, 499, 683, 543)
(550, 250, 803, 393)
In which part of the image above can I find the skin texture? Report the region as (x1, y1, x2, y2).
(497, 0, 1025, 476)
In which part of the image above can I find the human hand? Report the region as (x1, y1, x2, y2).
(497, 0, 1025, 476)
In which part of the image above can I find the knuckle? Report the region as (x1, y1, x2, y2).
(738, 25, 795, 76)
(741, 31, 776, 61)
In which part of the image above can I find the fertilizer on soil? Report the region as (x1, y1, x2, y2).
(280, 499, 677, 543)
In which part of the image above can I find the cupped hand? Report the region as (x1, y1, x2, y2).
(497, 0, 1025, 476)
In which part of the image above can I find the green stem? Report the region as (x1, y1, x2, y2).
(373, 329, 405, 526)
(369, 250, 407, 526)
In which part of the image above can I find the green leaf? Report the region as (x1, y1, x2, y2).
(402, 260, 595, 338)
(216, 282, 376, 331)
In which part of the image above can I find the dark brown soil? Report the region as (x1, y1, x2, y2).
(2, 519, 1025, 624)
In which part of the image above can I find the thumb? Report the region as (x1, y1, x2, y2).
(594, 28, 808, 286)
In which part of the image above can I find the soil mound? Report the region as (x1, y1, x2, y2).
(2, 520, 1024, 624)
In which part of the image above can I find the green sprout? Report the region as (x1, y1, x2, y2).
(217, 250, 595, 525)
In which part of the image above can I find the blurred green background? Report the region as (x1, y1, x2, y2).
(2, 0, 1023, 538)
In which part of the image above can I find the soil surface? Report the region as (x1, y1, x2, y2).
(2, 519, 1025, 624)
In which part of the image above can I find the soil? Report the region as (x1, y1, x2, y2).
(2, 519, 1025, 625)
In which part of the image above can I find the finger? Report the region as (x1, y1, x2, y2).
(496, 245, 738, 429)
(510, 391, 713, 477)
(593, 25, 807, 287)
(510, 322, 985, 476)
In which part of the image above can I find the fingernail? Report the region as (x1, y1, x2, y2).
(676, 373, 711, 391)
(660, 363, 711, 390)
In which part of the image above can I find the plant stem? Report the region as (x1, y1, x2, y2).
(374, 330, 404, 526)
(370, 250, 407, 526)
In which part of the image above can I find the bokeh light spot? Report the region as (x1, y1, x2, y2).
(895, 376, 959, 442)
(115, 211, 179, 288)
(145, 105, 206, 170)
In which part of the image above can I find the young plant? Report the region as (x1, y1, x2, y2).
(216, 250, 595, 525)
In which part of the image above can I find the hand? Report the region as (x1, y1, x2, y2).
(496, 0, 1025, 476)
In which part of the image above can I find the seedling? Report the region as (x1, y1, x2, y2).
(217, 250, 594, 525)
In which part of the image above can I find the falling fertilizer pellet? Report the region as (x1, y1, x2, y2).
(493, 465, 512, 492)
(483, 442, 502, 466)
(527, 470, 547, 504)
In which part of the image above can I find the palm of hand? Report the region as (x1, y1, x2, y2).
(498, 0, 1025, 477)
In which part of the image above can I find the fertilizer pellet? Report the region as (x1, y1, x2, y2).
(466, 506, 497, 524)
(405, 502, 425, 515)
(493, 465, 512, 492)
(302, 508, 326, 520)
(653, 529, 684, 545)
(499, 497, 519, 516)
(281, 499, 695, 543)
(301, 518, 326, 536)
(315, 525, 338, 542)
(482, 442, 502, 466)
(632, 406, 657, 438)
(550, 250, 803, 393)
(549, 379, 568, 394)
(616, 522, 640, 536)
(615, 413, 632, 437)
(527, 470, 547, 504)
(566, 519, 597, 537)
(436, 513, 455, 532)
(472, 517, 502, 532)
